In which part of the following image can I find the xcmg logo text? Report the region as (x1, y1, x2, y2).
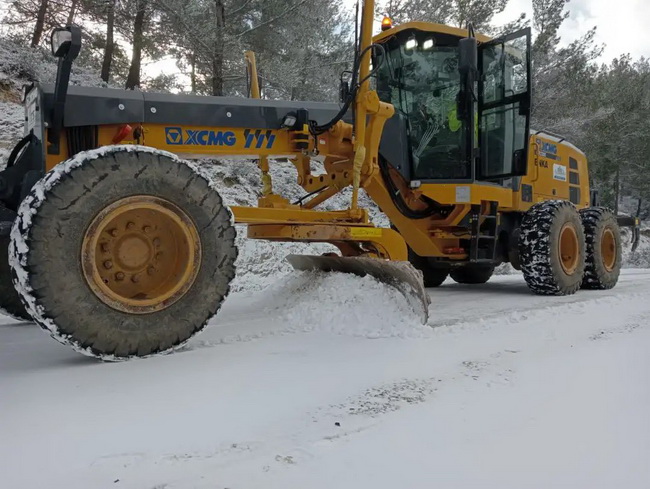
(165, 128, 276, 149)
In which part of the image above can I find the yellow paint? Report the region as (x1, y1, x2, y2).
(350, 227, 383, 238)
(509, 133, 590, 212)
(80, 195, 201, 314)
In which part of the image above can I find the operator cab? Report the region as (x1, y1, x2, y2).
(374, 24, 531, 184)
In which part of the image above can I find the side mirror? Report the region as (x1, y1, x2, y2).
(457, 36, 478, 123)
(48, 25, 82, 155)
(458, 37, 478, 77)
(339, 79, 350, 104)
(50, 25, 81, 60)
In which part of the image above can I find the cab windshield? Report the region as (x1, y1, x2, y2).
(376, 34, 469, 180)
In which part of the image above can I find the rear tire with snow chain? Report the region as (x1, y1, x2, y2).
(9, 146, 237, 360)
(0, 236, 31, 321)
(519, 200, 585, 295)
(450, 265, 494, 284)
(580, 207, 621, 290)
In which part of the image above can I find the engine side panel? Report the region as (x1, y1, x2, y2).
(512, 131, 590, 212)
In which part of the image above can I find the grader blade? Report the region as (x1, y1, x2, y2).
(286, 255, 430, 324)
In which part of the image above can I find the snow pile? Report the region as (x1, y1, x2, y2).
(260, 270, 432, 338)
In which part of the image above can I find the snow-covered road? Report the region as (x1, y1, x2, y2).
(2, 270, 650, 488)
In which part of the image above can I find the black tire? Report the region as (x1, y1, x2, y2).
(519, 200, 586, 295)
(450, 264, 495, 284)
(9, 146, 237, 360)
(580, 207, 622, 290)
(0, 235, 31, 321)
(407, 248, 449, 288)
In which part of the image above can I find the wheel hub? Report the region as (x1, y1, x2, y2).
(601, 227, 617, 272)
(559, 223, 579, 275)
(81, 196, 202, 314)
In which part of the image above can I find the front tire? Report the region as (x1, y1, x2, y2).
(9, 146, 237, 360)
(580, 207, 622, 290)
(519, 200, 585, 295)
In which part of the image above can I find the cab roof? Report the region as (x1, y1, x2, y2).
(373, 21, 492, 44)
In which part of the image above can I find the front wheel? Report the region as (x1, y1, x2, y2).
(9, 146, 238, 360)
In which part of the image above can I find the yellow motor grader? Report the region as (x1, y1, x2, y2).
(0, 0, 634, 360)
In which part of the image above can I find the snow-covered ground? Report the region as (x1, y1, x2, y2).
(2, 269, 650, 488)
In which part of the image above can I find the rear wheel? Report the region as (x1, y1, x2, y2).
(0, 235, 31, 321)
(519, 200, 585, 295)
(450, 264, 494, 284)
(580, 207, 622, 290)
(9, 147, 238, 360)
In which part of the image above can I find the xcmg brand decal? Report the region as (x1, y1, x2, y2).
(536, 138, 560, 160)
(165, 127, 276, 149)
(243, 129, 276, 149)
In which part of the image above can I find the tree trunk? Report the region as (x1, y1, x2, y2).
(101, 0, 116, 83)
(211, 0, 226, 96)
(614, 167, 620, 215)
(125, 0, 148, 90)
(67, 0, 79, 25)
(637, 197, 643, 217)
(190, 53, 196, 94)
(31, 0, 49, 48)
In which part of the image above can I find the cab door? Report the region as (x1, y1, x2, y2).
(477, 28, 532, 181)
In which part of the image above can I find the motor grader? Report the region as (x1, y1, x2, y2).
(0, 0, 635, 360)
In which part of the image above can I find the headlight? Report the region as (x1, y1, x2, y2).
(405, 37, 417, 51)
(422, 38, 435, 50)
(51, 27, 72, 57)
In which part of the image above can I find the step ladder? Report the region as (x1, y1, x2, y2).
(469, 201, 499, 262)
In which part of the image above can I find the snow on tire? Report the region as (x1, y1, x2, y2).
(580, 207, 621, 290)
(519, 200, 585, 295)
(9, 145, 238, 360)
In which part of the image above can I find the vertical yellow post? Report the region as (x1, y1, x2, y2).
(244, 51, 261, 99)
(245, 50, 272, 195)
(351, 0, 375, 211)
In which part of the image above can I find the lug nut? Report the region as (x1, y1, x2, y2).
(147, 266, 156, 276)
(109, 229, 119, 237)
(115, 272, 125, 281)
(155, 252, 163, 259)
(126, 222, 135, 230)
(100, 243, 109, 253)
(143, 226, 152, 234)
(131, 274, 140, 283)
(103, 260, 113, 270)
(153, 238, 161, 247)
